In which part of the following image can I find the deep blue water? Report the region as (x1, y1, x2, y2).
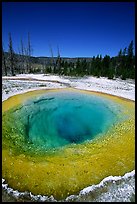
(18, 91, 120, 149)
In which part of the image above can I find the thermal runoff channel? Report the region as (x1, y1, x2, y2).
(2, 89, 135, 200)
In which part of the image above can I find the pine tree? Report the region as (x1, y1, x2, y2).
(123, 47, 127, 56)
(117, 48, 123, 77)
(127, 40, 134, 78)
(102, 55, 110, 77)
(2, 44, 7, 76)
(128, 40, 134, 58)
(118, 49, 122, 57)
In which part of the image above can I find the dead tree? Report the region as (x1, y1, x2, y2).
(49, 44, 54, 73)
(19, 38, 27, 74)
(56, 45, 61, 73)
(23, 32, 32, 73)
(27, 32, 32, 73)
(8, 33, 15, 76)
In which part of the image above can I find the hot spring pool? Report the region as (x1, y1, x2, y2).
(2, 88, 135, 200)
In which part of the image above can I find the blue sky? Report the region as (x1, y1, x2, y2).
(2, 2, 135, 58)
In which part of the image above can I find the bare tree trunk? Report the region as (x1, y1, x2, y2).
(49, 44, 54, 73)
(27, 32, 32, 73)
(20, 39, 25, 74)
(56, 45, 61, 73)
(24, 46, 29, 73)
(8, 33, 15, 76)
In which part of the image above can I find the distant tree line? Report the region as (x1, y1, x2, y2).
(2, 33, 135, 80)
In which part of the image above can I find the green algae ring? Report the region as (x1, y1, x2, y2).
(2, 88, 135, 200)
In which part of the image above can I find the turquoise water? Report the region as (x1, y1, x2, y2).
(12, 90, 120, 149)
(6, 90, 123, 151)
